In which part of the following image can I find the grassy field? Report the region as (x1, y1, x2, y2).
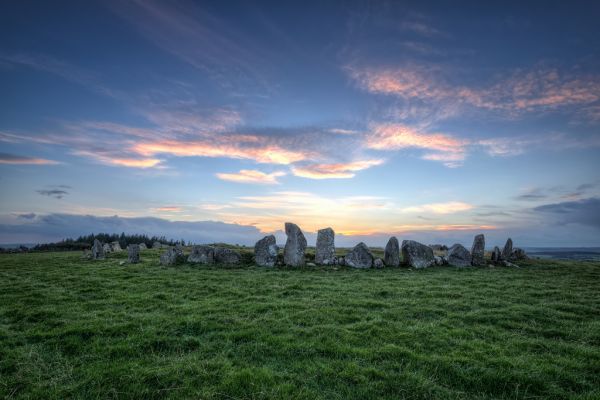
(1, 249, 599, 399)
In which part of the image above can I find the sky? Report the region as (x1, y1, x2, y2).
(1, 0, 600, 247)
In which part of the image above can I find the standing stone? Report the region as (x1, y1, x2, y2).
(152, 241, 162, 249)
(384, 237, 400, 267)
(254, 235, 278, 267)
(128, 244, 140, 263)
(447, 244, 472, 267)
(160, 246, 183, 266)
(139, 243, 147, 250)
(401, 240, 435, 268)
(501, 238, 513, 260)
(491, 246, 502, 263)
(471, 234, 485, 266)
(187, 245, 214, 264)
(214, 247, 242, 264)
(102, 243, 112, 254)
(345, 242, 373, 268)
(283, 222, 307, 266)
(315, 227, 335, 265)
(373, 258, 384, 269)
(110, 241, 122, 252)
(91, 239, 105, 260)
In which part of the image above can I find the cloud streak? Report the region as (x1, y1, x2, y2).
(0, 153, 60, 165)
(291, 159, 384, 179)
(216, 169, 286, 184)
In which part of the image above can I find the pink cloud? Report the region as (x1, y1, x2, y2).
(291, 159, 384, 179)
(216, 169, 286, 184)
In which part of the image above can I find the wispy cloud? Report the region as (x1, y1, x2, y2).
(36, 189, 68, 199)
(291, 159, 384, 179)
(153, 206, 183, 212)
(216, 169, 286, 184)
(401, 201, 473, 214)
(0, 152, 60, 165)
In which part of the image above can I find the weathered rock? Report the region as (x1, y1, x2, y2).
(214, 247, 242, 264)
(160, 247, 184, 266)
(139, 243, 147, 250)
(384, 237, 400, 267)
(447, 243, 472, 267)
(188, 245, 214, 264)
(511, 247, 528, 260)
(254, 235, 278, 267)
(429, 244, 448, 252)
(91, 239, 105, 260)
(434, 255, 444, 266)
(102, 243, 112, 254)
(373, 258, 384, 269)
(491, 246, 502, 263)
(501, 238, 513, 260)
(110, 241, 122, 252)
(337, 256, 345, 266)
(345, 242, 373, 268)
(470, 234, 486, 266)
(315, 227, 335, 265)
(283, 222, 307, 266)
(152, 241, 162, 249)
(128, 244, 140, 263)
(401, 240, 434, 268)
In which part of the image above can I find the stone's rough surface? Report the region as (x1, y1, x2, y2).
(491, 246, 502, 263)
(511, 248, 528, 260)
(501, 238, 513, 260)
(91, 239, 104, 260)
(447, 244, 472, 267)
(214, 247, 242, 264)
(110, 241, 122, 252)
(337, 256, 345, 266)
(429, 244, 448, 252)
(434, 256, 444, 266)
(384, 237, 400, 267)
(128, 244, 140, 263)
(315, 227, 335, 265)
(283, 222, 307, 266)
(102, 243, 111, 254)
(373, 258, 384, 269)
(139, 243, 147, 250)
(153, 241, 162, 249)
(345, 242, 374, 268)
(254, 235, 278, 267)
(188, 245, 215, 264)
(160, 247, 184, 266)
(401, 240, 435, 268)
(471, 234, 486, 266)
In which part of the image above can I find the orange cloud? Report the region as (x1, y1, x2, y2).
(292, 159, 384, 179)
(401, 201, 473, 214)
(216, 169, 286, 184)
(72, 150, 163, 168)
(153, 206, 183, 212)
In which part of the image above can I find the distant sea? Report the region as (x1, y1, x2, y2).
(523, 247, 600, 261)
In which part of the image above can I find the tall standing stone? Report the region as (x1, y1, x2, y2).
(91, 239, 105, 260)
(447, 243, 472, 267)
(491, 246, 501, 263)
(188, 245, 215, 264)
(283, 222, 307, 266)
(401, 240, 434, 268)
(345, 242, 373, 268)
(315, 227, 335, 265)
(501, 238, 513, 260)
(384, 237, 400, 267)
(254, 235, 278, 267)
(471, 234, 485, 266)
(128, 244, 140, 264)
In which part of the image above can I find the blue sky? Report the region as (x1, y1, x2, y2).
(1, 0, 599, 247)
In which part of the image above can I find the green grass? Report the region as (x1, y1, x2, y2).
(1, 249, 599, 399)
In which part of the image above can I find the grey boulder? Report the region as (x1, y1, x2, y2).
(401, 240, 434, 268)
(102, 243, 112, 254)
(315, 227, 335, 265)
(345, 242, 373, 268)
(384, 237, 400, 267)
(373, 258, 384, 269)
(471, 234, 485, 266)
(152, 241, 162, 249)
(447, 243, 472, 267)
(91, 239, 105, 260)
(160, 247, 184, 266)
(139, 243, 147, 250)
(110, 241, 122, 252)
(128, 244, 140, 263)
(254, 235, 279, 267)
(283, 222, 307, 266)
(188, 245, 214, 264)
(214, 247, 242, 264)
(511, 248, 528, 260)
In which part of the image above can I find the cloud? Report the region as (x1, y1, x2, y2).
(216, 169, 286, 184)
(16, 213, 36, 220)
(291, 159, 384, 179)
(533, 197, 600, 228)
(0, 152, 60, 165)
(401, 202, 474, 214)
(514, 188, 548, 201)
(365, 124, 468, 167)
(153, 206, 183, 212)
(36, 189, 69, 199)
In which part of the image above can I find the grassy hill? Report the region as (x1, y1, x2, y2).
(1, 249, 599, 399)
